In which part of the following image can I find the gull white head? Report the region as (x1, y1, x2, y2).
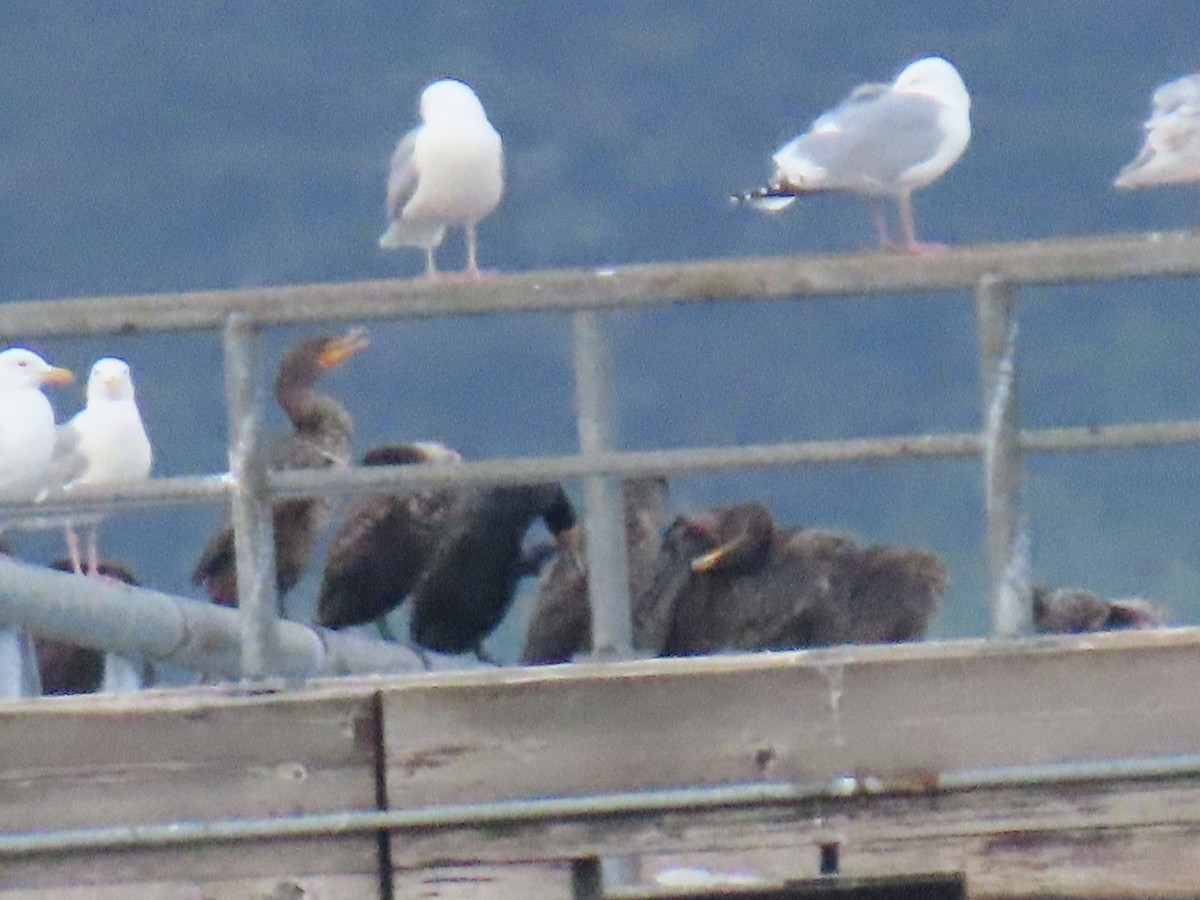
(412, 440, 464, 464)
(893, 56, 970, 115)
(0, 347, 74, 391)
(420, 78, 488, 123)
(86, 357, 137, 404)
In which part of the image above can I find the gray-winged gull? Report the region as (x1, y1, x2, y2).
(0, 348, 74, 494)
(54, 358, 153, 575)
(1114, 73, 1200, 188)
(379, 78, 504, 279)
(736, 56, 971, 252)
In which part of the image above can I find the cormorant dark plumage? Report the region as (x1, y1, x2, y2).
(521, 477, 669, 664)
(317, 441, 463, 629)
(37, 558, 139, 695)
(647, 503, 946, 656)
(1032, 585, 1164, 633)
(192, 329, 367, 607)
(409, 482, 576, 658)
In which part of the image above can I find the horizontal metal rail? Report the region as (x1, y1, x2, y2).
(3, 753, 1200, 856)
(0, 557, 428, 679)
(0, 418, 1197, 518)
(1, 230, 1199, 338)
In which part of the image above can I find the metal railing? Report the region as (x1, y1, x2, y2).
(1, 229, 1200, 684)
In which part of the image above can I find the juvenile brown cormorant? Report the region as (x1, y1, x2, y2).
(192, 328, 367, 607)
(521, 477, 669, 664)
(646, 503, 946, 655)
(317, 441, 462, 629)
(1032, 585, 1164, 633)
(409, 482, 576, 659)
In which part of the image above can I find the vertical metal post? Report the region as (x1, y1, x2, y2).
(974, 276, 1030, 636)
(223, 315, 280, 680)
(0, 627, 40, 697)
(571, 310, 633, 658)
(101, 653, 144, 693)
(570, 858, 604, 900)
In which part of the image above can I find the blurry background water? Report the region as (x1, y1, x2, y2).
(2, 2, 1199, 659)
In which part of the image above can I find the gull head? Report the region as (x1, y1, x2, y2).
(420, 78, 488, 123)
(86, 357, 137, 404)
(0, 347, 73, 391)
(893, 56, 970, 116)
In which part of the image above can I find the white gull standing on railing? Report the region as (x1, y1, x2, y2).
(378, 78, 504, 280)
(0, 348, 74, 495)
(1114, 73, 1200, 188)
(53, 357, 152, 576)
(735, 56, 971, 252)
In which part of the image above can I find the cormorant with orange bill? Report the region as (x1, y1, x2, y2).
(192, 328, 368, 607)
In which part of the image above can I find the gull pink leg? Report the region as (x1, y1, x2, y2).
(869, 198, 891, 248)
(64, 525, 84, 575)
(464, 223, 483, 280)
(894, 191, 949, 255)
(86, 524, 100, 577)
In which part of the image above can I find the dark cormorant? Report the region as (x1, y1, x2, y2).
(645, 503, 945, 655)
(316, 441, 462, 629)
(521, 477, 669, 664)
(409, 482, 577, 658)
(36, 558, 140, 695)
(1032, 585, 1164, 633)
(192, 328, 367, 607)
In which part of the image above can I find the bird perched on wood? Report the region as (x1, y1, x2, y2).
(379, 78, 504, 279)
(1114, 73, 1200, 188)
(0, 348, 73, 495)
(644, 503, 945, 656)
(735, 56, 971, 252)
(317, 441, 464, 629)
(193, 328, 368, 608)
(52, 358, 153, 575)
(522, 477, 669, 665)
(1032, 585, 1164, 633)
(409, 482, 577, 661)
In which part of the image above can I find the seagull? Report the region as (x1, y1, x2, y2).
(378, 78, 504, 279)
(54, 358, 153, 575)
(0, 348, 74, 495)
(735, 56, 971, 252)
(1114, 73, 1200, 188)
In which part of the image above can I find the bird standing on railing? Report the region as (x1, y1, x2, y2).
(0, 348, 74, 496)
(378, 78, 504, 279)
(316, 441, 464, 630)
(52, 358, 153, 576)
(643, 503, 945, 655)
(1114, 73, 1200, 188)
(1031, 585, 1164, 633)
(408, 482, 577, 662)
(193, 328, 368, 608)
(734, 56, 971, 253)
(522, 477, 670, 664)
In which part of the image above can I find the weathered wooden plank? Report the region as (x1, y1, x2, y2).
(382, 775, 1200, 869)
(391, 862, 572, 899)
(0, 871, 379, 899)
(0, 686, 385, 893)
(380, 632, 1200, 809)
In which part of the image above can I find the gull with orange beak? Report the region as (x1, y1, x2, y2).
(54, 358, 153, 575)
(0, 347, 74, 495)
